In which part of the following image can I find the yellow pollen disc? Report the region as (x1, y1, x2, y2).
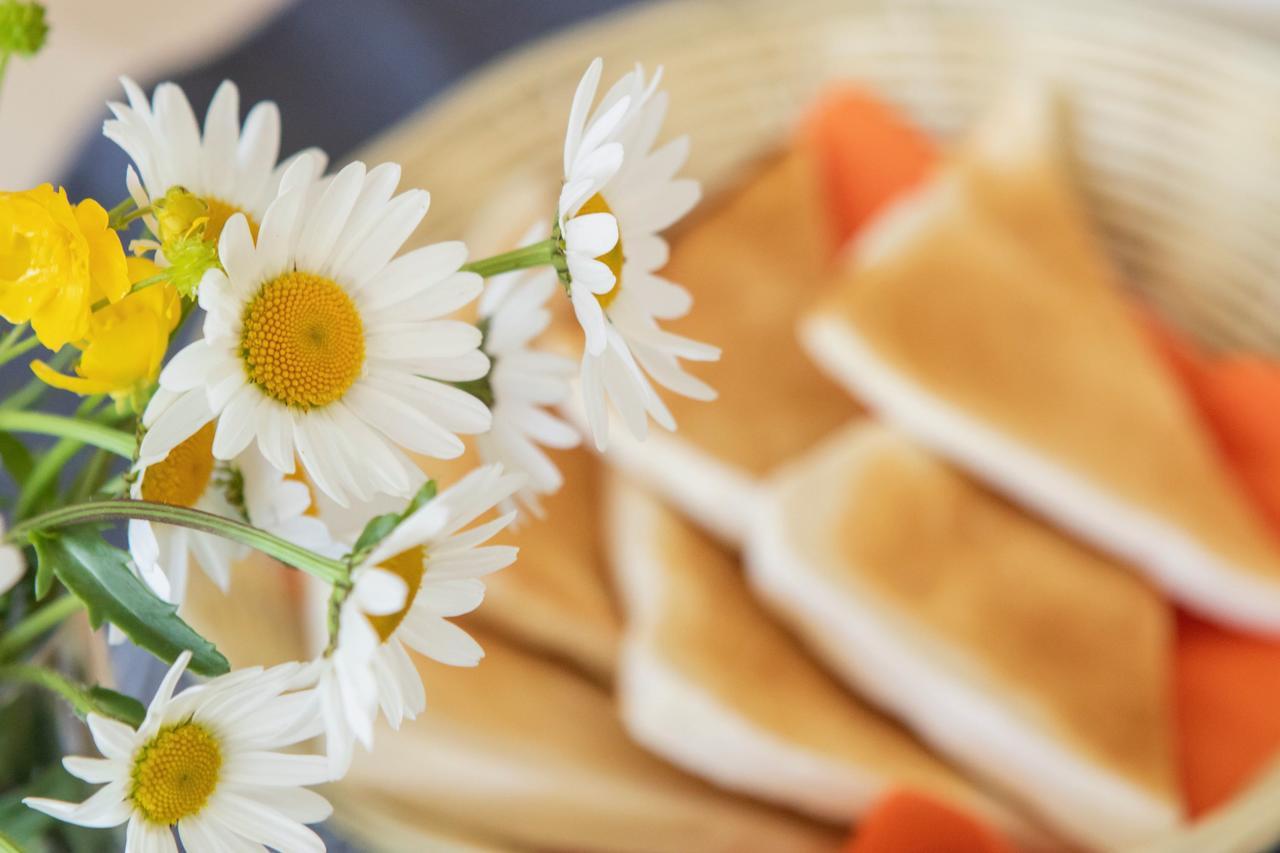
(203, 197, 258, 244)
(577, 193, 625, 310)
(141, 422, 217, 508)
(130, 722, 222, 826)
(240, 271, 365, 410)
(367, 546, 426, 643)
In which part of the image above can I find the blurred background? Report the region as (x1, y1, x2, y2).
(0, 0, 1275, 191)
(5, 2, 1280, 851)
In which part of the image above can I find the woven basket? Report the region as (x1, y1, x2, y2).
(350, 1, 1280, 849)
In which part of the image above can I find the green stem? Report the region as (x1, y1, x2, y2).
(0, 411, 135, 459)
(0, 332, 38, 368)
(15, 437, 79, 520)
(0, 322, 27, 351)
(0, 347, 74, 411)
(110, 204, 151, 231)
(105, 196, 136, 227)
(0, 663, 95, 718)
(0, 663, 140, 726)
(69, 447, 113, 502)
(8, 500, 347, 585)
(0, 596, 84, 661)
(460, 238, 558, 278)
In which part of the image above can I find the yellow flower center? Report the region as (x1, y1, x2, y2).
(129, 722, 222, 826)
(203, 197, 257, 244)
(577, 193, 624, 310)
(140, 422, 217, 508)
(366, 546, 425, 643)
(240, 271, 365, 410)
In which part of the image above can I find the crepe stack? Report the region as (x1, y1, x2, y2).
(747, 422, 1181, 849)
(606, 474, 1033, 840)
(801, 87, 1280, 632)
(338, 625, 842, 852)
(568, 148, 861, 545)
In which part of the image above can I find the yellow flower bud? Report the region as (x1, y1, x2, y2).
(153, 186, 209, 245)
(0, 184, 130, 350)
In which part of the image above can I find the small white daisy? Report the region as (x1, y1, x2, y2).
(557, 59, 719, 450)
(476, 265, 580, 516)
(139, 159, 493, 506)
(129, 418, 240, 605)
(129, 389, 339, 607)
(0, 515, 24, 595)
(317, 465, 521, 774)
(24, 651, 332, 853)
(105, 77, 327, 244)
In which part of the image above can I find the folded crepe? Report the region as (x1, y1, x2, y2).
(338, 625, 842, 853)
(747, 422, 1181, 850)
(565, 149, 862, 545)
(606, 475, 1032, 839)
(802, 87, 1280, 632)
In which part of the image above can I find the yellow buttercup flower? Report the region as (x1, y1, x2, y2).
(31, 257, 181, 407)
(0, 185, 131, 350)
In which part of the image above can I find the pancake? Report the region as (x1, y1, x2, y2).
(564, 149, 861, 544)
(746, 422, 1181, 849)
(338, 625, 842, 853)
(606, 475, 1033, 840)
(802, 88, 1280, 632)
(474, 446, 619, 679)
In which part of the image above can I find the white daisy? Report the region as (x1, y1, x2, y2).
(316, 465, 521, 774)
(24, 651, 332, 853)
(476, 265, 580, 516)
(129, 389, 339, 607)
(139, 158, 493, 506)
(104, 77, 326, 245)
(557, 59, 719, 450)
(0, 515, 24, 595)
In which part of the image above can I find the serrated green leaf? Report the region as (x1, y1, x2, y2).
(0, 432, 32, 487)
(30, 531, 55, 600)
(85, 685, 144, 728)
(37, 527, 229, 676)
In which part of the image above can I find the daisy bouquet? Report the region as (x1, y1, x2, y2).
(0, 9, 718, 846)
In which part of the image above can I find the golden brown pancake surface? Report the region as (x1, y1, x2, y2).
(831, 427, 1178, 801)
(807, 92, 1280, 626)
(749, 423, 1181, 848)
(657, 148, 862, 476)
(341, 626, 842, 853)
(609, 475, 1025, 830)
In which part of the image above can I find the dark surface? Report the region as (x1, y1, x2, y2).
(53, 1, 637, 848)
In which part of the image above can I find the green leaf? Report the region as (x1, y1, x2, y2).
(30, 532, 55, 600)
(349, 479, 439, 560)
(352, 513, 399, 557)
(35, 527, 229, 676)
(404, 479, 438, 518)
(0, 432, 32, 486)
(85, 685, 144, 728)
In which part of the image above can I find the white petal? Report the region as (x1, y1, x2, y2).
(398, 615, 484, 667)
(86, 714, 138, 761)
(221, 752, 331, 787)
(563, 212, 618, 258)
(354, 567, 409, 616)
